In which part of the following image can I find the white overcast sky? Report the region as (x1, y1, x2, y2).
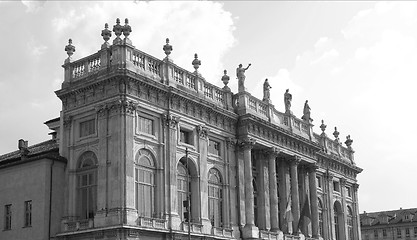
(0, 1, 416, 213)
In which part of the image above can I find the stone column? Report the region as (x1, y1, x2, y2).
(241, 138, 259, 238)
(290, 156, 301, 234)
(278, 159, 291, 234)
(267, 147, 280, 232)
(257, 152, 270, 230)
(308, 164, 320, 238)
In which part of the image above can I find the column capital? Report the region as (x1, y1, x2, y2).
(324, 170, 334, 181)
(340, 178, 347, 187)
(63, 115, 73, 129)
(289, 155, 301, 165)
(225, 137, 237, 149)
(163, 114, 180, 129)
(306, 163, 319, 172)
(264, 146, 280, 157)
(352, 183, 359, 191)
(239, 138, 256, 150)
(196, 125, 209, 139)
(96, 104, 109, 118)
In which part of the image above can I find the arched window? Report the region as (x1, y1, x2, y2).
(318, 198, 324, 237)
(135, 149, 155, 217)
(77, 151, 97, 220)
(347, 206, 354, 240)
(177, 161, 190, 222)
(333, 201, 343, 240)
(208, 168, 223, 227)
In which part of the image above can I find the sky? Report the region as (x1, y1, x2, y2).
(0, 1, 416, 213)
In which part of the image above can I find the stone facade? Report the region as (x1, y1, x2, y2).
(0, 19, 362, 240)
(360, 208, 417, 240)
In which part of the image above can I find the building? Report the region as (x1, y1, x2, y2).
(0, 18, 363, 240)
(360, 208, 417, 240)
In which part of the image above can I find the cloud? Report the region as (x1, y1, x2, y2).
(21, 0, 46, 13)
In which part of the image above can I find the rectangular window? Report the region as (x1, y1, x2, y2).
(406, 228, 410, 237)
(4, 204, 11, 230)
(138, 116, 154, 135)
(80, 119, 95, 137)
(414, 227, 417, 237)
(347, 186, 352, 197)
(383, 229, 387, 237)
(316, 176, 322, 189)
(333, 181, 340, 192)
(397, 228, 402, 238)
(208, 140, 220, 156)
(24, 201, 32, 227)
(374, 229, 378, 238)
(180, 129, 193, 145)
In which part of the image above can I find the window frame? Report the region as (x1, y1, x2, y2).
(4, 204, 12, 230)
(179, 127, 194, 146)
(76, 151, 98, 220)
(137, 114, 155, 136)
(208, 168, 223, 228)
(24, 200, 32, 227)
(135, 149, 156, 218)
(79, 118, 96, 138)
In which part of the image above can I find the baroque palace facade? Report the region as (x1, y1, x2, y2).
(0, 19, 362, 240)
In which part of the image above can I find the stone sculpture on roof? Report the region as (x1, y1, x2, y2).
(236, 63, 251, 92)
(284, 89, 292, 114)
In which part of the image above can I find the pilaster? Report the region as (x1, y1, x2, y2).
(278, 158, 291, 234)
(257, 151, 271, 231)
(162, 113, 180, 229)
(197, 125, 211, 233)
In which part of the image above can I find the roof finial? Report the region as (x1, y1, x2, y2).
(192, 53, 201, 75)
(113, 18, 123, 44)
(122, 18, 132, 44)
(333, 127, 340, 141)
(101, 23, 112, 48)
(222, 70, 230, 91)
(64, 39, 75, 63)
(320, 120, 327, 134)
(163, 38, 173, 61)
(345, 135, 353, 148)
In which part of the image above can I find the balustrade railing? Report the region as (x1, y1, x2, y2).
(69, 52, 101, 80)
(63, 219, 94, 232)
(211, 227, 233, 237)
(137, 216, 167, 229)
(182, 222, 203, 234)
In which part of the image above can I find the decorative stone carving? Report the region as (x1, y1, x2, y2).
(112, 18, 123, 43)
(101, 23, 112, 47)
(192, 53, 201, 74)
(345, 135, 353, 148)
(320, 120, 327, 133)
(265, 146, 280, 157)
(221, 70, 230, 91)
(163, 114, 180, 129)
(333, 127, 340, 141)
(163, 38, 173, 58)
(122, 18, 131, 38)
(239, 138, 256, 150)
(109, 99, 137, 115)
(63, 115, 73, 129)
(236, 63, 251, 92)
(339, 178, 347, 187)
(225, 137, 237, 148)
(284, 89, 292, 114)
(96, 104, 108, 118)
(263, 78, 271, 102)
(64, 39, 75, 62)
(301, 100, 311, 122)
(196, 125, 209, 139)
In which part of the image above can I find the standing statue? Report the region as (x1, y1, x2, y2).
(284, 89, 292, 114)
(263, 78, 272, 102)
(301, 100, 311, 122)
(236, 63, 251, 92)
